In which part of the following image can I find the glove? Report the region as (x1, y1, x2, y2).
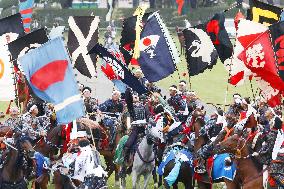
(251, 152, 259, 157)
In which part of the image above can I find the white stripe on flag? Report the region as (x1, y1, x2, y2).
(54, 94, 81, 112)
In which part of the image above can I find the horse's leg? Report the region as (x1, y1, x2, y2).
(198, 181, 212, 189)
(114, 164, 120, 187)
(132, 171, 138, 189)
(120, 174, 127, 189)
(104, 156, 115, 178)
(224, 178, 239, 189)
(143, 173, 152, 189)
(173, 183, 178, 189)
(152, 166, 158, 189)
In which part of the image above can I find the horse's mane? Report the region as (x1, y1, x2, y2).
(47, 125, 62, 142)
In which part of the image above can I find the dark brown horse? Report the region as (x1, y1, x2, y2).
(0, 133, 35, 189)
(53, 169, 75, 189)
(215, 134, 264, 189)
(191, 108, 240, 189)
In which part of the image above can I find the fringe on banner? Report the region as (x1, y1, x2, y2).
(133, 6, 147, 59)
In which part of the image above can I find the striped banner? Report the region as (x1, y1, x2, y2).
(19, 0, 35, 33)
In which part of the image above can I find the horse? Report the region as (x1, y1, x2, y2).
(214, 134, 264, 189)
(0, 132, 35, 189)
(191, 108, 240, 189)
(92, 112, 128, 187)
(120, 123, 160, 189)
(53, 168, 75, 189)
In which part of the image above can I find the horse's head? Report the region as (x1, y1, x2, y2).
(215, 134, 248, 158)
(14, 133, 35, 158)
(146, 118, 164, 144)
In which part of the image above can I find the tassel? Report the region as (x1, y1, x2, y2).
(5, 100, 13, 114)
(133, 6, 147, 59)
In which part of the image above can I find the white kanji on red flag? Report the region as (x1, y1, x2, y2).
(246, 43, 265, 68)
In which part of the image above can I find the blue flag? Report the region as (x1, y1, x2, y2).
(19, 37, 85, 124)
(138, 12, 179, 82)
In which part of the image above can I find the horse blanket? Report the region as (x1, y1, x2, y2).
(158, 147, 193, 186)
(114, 135, 129, 165)
(33, 152, 50, 177)
(212, 153, 237, 181)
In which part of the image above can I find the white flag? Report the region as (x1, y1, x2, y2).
(0, 45, 15, 100)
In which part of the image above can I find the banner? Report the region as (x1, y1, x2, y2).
(19, 0, 35, 33)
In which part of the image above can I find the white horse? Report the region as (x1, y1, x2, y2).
(120, 122, 162, 189)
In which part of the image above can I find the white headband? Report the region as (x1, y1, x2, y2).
(29, 105, 37, 112)
(112, 90, 121, 96)
(169, 87, 178, 91)
(82, 88, 91, 94)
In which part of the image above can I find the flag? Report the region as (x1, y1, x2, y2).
(100, 45, 127, 93)
(67, 16, 100, 78)
(19, 37, 85, 124)
(49, 26, 65, 39)
(225, 19, 267, 86)
(0, 14, 25, 101)
(138, 12, 179, 82)
(204, 13, 233, 63)
(247, 0, 282, 26)
(238, 30, 284, 91)
(0, 14, 25, 45)
(281, 11, 284, 21)
(269, 21, 284, 82)
(88, 43, 148, 95)
(0, 46, 15, 101)
(120, 13, 151, 66)
(19, 0, 35, 33)
(8, 28, 48, 61)
(183, 27, 218, 76)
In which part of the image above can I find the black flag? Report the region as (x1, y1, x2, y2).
(120, 13, 151, 65)
(8, 28, 48, 61)
(88, 44, 148, 95)
(67, 16, 100, 78)
(247, 0, 282, 26)
(269, 21, 284, 82)
(0, 13, 25, 45)
(204, 13, 233, 63)
(183, 27, 218, 76)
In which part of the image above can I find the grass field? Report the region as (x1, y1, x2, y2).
(0, 30, 257, 188)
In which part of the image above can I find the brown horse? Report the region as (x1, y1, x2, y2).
(215, 134, 264, 189)
(53, 169, 75, 189)
(0, 133, 35, 189)
(191, 108, 240, 189)
(16, 72, 30, 113)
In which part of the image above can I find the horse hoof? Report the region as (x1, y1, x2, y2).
(115, 181, 120, 187)
(154, 183, 158, 189)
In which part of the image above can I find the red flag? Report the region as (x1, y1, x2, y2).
(238, 31, 284, 91)
(234, 11, 245, 30)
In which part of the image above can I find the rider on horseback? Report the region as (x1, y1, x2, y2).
(167, 85, 186, 122)
(250, 108, 284, 187)
(123, 89, 149, 164)
(98, 90, 124, 146)
(82, 86, 98, 120)
(21, 105, 46, 141)
(4, 107, 21, 129)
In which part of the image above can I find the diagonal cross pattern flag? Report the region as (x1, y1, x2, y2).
(19, 37, 85, 124)
(138, 12, 179, 82)
(88, 43, 148, 95)
(19, 0, 35, 33)
(0, 14, 25, 101)
(183, 26, 218, 76)
(67, 16, 100, 78)
(247, 0, 282, 26)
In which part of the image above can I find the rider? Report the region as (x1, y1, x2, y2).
(167, 85, 186, 122)
(21, 104, 46, 141)
(178, 80, 188, 96)
(98, 90, 124, 146)
(4, 107, 21, 129)
(123, 89, 149, 163)
(134, 69, 148, 87)
(82, 86, 98, 120)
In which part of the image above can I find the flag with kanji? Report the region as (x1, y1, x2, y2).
(225, 19, 268, 86)
(138, 12, 179, 82)
(247, 0, 282, 26)
(238, 30, 284, 91)
(19, 37, 85, 124)
(269, 21, 284, 82)
(19, 0, 35, 33)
